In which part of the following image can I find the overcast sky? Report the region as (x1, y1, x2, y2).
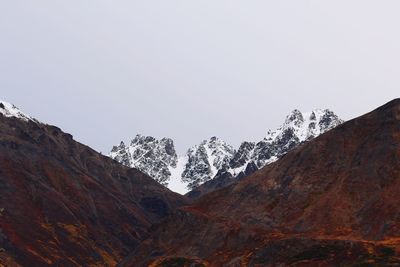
(1, 1, 399, 153)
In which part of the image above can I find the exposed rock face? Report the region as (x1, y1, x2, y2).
(229, 141, 255, 169)
(110, 109, 343, 194)
(110, 135, 178, 185)
(122, 99, 400, 266)
(0, 103, 187, 266)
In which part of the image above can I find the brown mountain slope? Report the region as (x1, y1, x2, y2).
(0, 115, 188, 266)
(124, 99, 400, 266)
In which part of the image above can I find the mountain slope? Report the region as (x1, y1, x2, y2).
(0, 101, 188, 266)
(123, 99, 400, 266)
(110, 109, 343, 194)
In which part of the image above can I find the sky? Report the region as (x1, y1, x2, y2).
(1, 1, 399, 153)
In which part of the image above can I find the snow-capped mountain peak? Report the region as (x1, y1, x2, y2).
(181, 136, 235, 189)
(0, 100, 36, 122)
(244, 108, 343, 170)
(110, 134, 178, 185)
(109, 109, 343, 195)
(269, 108, 342, 142)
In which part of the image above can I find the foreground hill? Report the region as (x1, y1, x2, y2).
(0, 101, 188, 266)
(124, 99, 400, 266)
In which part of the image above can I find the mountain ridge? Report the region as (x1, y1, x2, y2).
(110, 108, 343, 194)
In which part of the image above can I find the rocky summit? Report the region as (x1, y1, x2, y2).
(110, 109, 343, 194)
(110, 135, 178, 186)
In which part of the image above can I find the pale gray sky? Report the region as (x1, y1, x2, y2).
(1, 1, 399, 153)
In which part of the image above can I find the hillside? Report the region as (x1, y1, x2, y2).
(0, 101, 188, 266)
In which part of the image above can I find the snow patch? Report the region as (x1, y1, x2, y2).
(167, 156, 189, 194)
(0, 100, 36, 122)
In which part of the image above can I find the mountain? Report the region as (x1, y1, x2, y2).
(122, 99, 400, 266)
(110, 109, 343, 194)
(188, 109, 344, 198)
(0, 101, 187, 266)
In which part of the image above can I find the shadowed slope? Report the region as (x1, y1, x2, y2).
(124, 99, 400, 266)
(0, 115, 188, 266)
